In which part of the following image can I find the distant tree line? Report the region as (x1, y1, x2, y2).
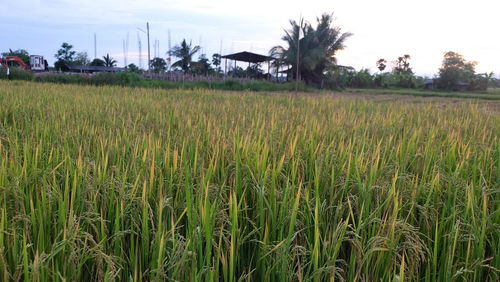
(53, 43, 119, 71)
(2, 12, 497, 91)
(267, 13, 495, 91)
(325, 54, 423, 89)
(322, 51, 494, 91)
(48, 41, 234, 76)
(434, 51, 492, 91)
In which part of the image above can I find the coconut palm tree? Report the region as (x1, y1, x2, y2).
(169, 39, 201, 74)
(270, 18, 305, 81)
(103, 53, 117, 67)
(270, 13, 352, 85)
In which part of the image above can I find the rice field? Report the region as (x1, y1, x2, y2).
(0, 80, 499, 281)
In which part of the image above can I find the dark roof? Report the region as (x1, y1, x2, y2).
(278, 68, 291, 73)
(66, 65, 126, 72)
(221, 51, 272, 63)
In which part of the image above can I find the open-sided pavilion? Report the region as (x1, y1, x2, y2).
(221, 51, 274, 79)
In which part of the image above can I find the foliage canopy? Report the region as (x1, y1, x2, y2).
(270, 13, 352, 86)
(169, 39, 201, 74)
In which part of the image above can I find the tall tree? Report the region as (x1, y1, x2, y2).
(150, 57, 167, 73)
(270, 13, 352, 85)
(436, 51, 476, 91)
(390, 54, 416, 88)
(212, 53, 221, 73)
(393, 54, 412, 73)
(54, 43, 76, 70)
(90, 58, 105, 67)
(192, 54, 212, 75)
(270, 18, 307, 82)
(376, 58, 387, 72)
(374, 59, 388, 87)
(74, 52, 90, 66)
(55, 43, 75, 62)
(103, 54, 117, 67)
(169, 39, 201, 74)
(127, 63, 141, 73)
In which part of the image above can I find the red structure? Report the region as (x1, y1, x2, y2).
(0, 56, 30, 70)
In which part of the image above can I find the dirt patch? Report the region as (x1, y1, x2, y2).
(195, 89, 500, 114)
(483, 101, 500, 115)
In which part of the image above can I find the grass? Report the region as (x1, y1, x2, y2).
(0, 80, 499, 281)
(346, 87, 500, 100)
(487, 87, 500, 95)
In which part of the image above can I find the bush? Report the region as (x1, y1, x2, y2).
(6, 71, 308, 92)
(34, 73, 87, 84)
(221, 79, 241, 90)
(390, 71, 417, 88)
(90, 72, 121, 86)
(325, 68, 375, 89)
(118, 72, 143, 86)
(351, 69, 375, 88)
(0, 67, 34, 81)
(471, 74, 489, 91)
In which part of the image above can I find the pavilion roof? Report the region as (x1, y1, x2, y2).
(221, 51, 272, 63)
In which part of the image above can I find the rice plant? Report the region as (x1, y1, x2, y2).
(0, 80, 498, 281)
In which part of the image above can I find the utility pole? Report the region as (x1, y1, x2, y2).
(219, 39, 223, 73)
(167, 29, 171, 71)
(123, 39, 128, 67)
(138, 22, 151, 73)
(295, 18, 303, 94)
(153, 40, 156, 58)
(125, 32, 129, 68)
(137, 32, 142, 69)
(295, 34, 300, 94)
(94, 33, 97, 59)
(147, 22, 151, 73)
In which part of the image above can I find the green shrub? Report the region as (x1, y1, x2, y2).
(6, 71, 308, 92)
(34, 73, 87, 84)
(222, 78, 242, 90)
(118, 72, 143, 86)
(0, 67, 34, 81)
(90, 72, 121, 86)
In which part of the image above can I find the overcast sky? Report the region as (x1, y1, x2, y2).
(2, 0, 499, 76)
